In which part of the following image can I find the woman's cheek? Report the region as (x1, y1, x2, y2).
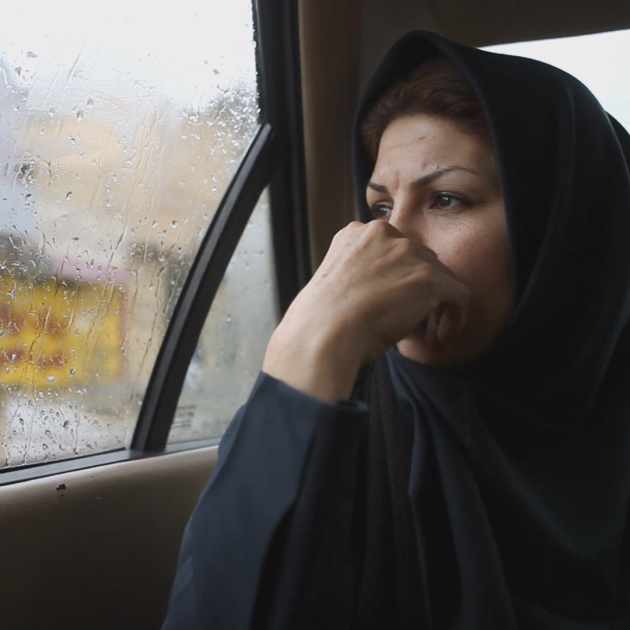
(441, 218, 512, 335)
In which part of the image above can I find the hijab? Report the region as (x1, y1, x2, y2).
(351, 31, 630, 629)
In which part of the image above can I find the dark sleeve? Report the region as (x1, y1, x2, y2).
(161, 372, 369, 630)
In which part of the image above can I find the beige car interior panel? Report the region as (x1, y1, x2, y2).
(431, 0, 630, 46)
(0, 447, 217, 630)
(299, 0, 362, 268)
(300, 0, 444, 268)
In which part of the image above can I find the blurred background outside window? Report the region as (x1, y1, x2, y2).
(0, 0, 271, 467)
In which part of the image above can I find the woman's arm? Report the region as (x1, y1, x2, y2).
(161, 373, 368, 630)
(162, 220, 468, 628)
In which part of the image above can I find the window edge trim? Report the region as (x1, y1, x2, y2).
(131, 122, 278, 452)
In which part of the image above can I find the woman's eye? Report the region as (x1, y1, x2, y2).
(430, 193, 466, 210)
(370, 204, 391, 220)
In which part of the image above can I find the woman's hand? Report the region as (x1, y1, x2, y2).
(262, 220, 469, 402)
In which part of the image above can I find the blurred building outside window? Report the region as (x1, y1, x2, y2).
(0, 0, 270, 467)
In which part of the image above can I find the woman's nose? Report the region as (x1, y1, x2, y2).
(388, 204, 424, 243)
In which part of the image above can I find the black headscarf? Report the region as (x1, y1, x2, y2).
(352, 31, 630, 629)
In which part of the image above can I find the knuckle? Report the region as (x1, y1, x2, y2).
(461, 285, 471, 306)
(346, 220, 364, 230)
(364, 218, 387, 236)
(451, 283, 470, 309)
(331, 223, 357, 245)
(395, 237, 415, 256)
(414, 261, 435, 284)
(337, 221, 361, 236)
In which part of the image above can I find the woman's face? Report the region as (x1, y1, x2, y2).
(366, 114, 513, 367)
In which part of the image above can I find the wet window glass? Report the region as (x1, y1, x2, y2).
(168, 190, 279, 443)
(0, 0, 259, 468)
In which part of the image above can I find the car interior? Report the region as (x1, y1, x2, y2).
(1, 0, 629, 628)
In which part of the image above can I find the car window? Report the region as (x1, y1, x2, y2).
(169, 189, 278, 443)
(0, 0, 264, 468)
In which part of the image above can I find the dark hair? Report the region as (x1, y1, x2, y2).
(361, 55, 489, 161)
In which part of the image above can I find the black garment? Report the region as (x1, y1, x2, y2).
(161, 373, 368, 629)
(353, 32, 630, 423)
(350, 31, 630, 627)
(383, 347, 630, 628)
(161, 349, 630, 629)
(162, 31, 630, 629)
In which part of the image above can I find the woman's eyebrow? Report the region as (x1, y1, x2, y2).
(367, 165, 479, 194)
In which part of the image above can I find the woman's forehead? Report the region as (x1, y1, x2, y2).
(370, 115, 498, 187)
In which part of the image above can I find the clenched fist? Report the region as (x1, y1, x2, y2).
(263, 220, 469, 402)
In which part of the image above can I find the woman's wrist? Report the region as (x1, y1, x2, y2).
(262, 317, 362, 403)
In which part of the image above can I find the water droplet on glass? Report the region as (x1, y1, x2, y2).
(66, 191, 73, 200)
(27, 51, 38, 58)
(169, 220, 177, 228)
(69, 368, 76, 376)
(76, 110, 84, 122)
(86, 98, 94, 109)
(46, 375, 55, 382)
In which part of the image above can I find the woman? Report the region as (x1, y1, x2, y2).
(162, 31, 630, 629)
